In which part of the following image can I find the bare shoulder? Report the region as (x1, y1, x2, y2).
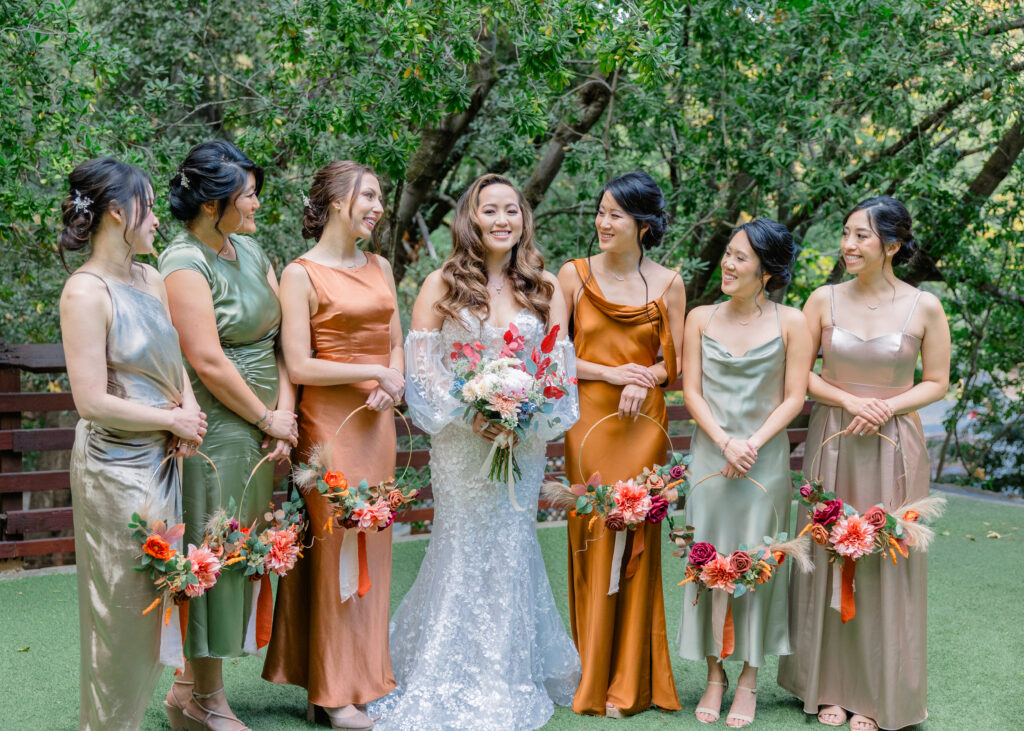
(373, 253, 393, 274)
(541, 269, 560, 287)
(420, 268, 446, 293)
(280, 260, 312, 287)
(60, 270, 107, 306)
(779, 303, 807, 325)
(915, 290, 946, 319)
(685, 303, 716, 330)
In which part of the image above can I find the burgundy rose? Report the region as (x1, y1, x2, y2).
(863, 505, 888, 530)
(604, 512, 626, 531)
(669, 465, 686, 480)
(646, 495, 670, 524)
(728, 550, 753, 574)
(812, 499, 843, 526)
(688, 541, 717, 567)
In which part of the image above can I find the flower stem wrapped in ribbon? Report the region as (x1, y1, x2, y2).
(450, 323, 576, 511)
(292, 405, 417, 605)
(795, 430, 947, 623)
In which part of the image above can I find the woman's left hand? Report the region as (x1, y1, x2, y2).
(845, 415, 881, 437)
(262, 437, 292, 463)
(170, 438, 199, 458)
(366, 386, 396, 412)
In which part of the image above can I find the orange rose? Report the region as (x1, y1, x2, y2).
(756, 561, 773, 584)
(810, 523, 830, 546)
(387, 489, 405, 509)
(142, 534, 175, 561)
(324, 470, 348, 490)
(904, 510, 920, 523)
(772, 550, 786, 565)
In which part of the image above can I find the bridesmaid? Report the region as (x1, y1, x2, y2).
(263, 161, 404, 729)
(159, 140, 298, 731)
(777, 197, 950, 731)
(678, 219, 810, 727)
(58, 157, 205, 729)
(557, 171, 685, 718)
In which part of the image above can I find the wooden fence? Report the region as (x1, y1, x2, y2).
(0, 342, 810, 563)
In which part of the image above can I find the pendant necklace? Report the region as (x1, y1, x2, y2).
(489, 277, 506, 294)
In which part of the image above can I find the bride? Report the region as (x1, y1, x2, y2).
(371, 174, 581, 730)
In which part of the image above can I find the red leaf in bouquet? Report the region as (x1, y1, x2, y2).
(500, 324, 525, 357)
(543, 385, 565, 399)
(541, 324, 560, 354)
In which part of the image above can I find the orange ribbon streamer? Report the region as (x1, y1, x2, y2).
(624, 525, 646, 579)
(841, 559, 857, 624)
(357, 531, 371, 598)
(179, 601, 189, 649)
(721, 602, 735, 660)
(256, 573, 274, 649)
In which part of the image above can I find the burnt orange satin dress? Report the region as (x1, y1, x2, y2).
(263, 255, 397, 707)
(564, 258, 682, 716)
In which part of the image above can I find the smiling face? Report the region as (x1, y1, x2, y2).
(216, 171, 260, 235)
(119, 184, 159, 256)
(720, 231, 768, 297)
(475, 183, 523, 255)
(337, 174, 384, 239)
(841, 208, 898, 274)
(595, 190, 645, 254)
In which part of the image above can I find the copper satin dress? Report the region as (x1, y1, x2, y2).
(563, 258, 682, 716)
(777, 286, 930, 730)
(263, 255, 397, 706)
(159, 232, 281, 659)
(68, 272, 184, 730)
(676, 304, 793, 665)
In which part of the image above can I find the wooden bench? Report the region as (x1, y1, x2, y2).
(0, 342, 811, 562)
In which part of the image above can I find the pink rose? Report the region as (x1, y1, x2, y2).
(812, 499, 843, 526)
(863, 505, 888, 531)
(646, 495, 669, 524)
(669, 465, 686, 480)
(688, 541, 717, 567)
(728, 550, 753, 574)
(799, 483, 817, 501)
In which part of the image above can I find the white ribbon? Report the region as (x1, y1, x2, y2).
(710, 590, 730, 660)
(477, 432, 524, 512)
(606, 530, 628, 595)
(829, 562, 843, 614)
(338, 529, 360, 603)
(158, 597, 184, 670)
(242, 579, 265, 656)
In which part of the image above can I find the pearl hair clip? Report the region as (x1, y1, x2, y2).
(72, 190, 92, 213)
(178, 170, 191, 189)
(302, 193, 311, 208)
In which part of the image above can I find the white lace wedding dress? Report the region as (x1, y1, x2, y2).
(370, 310, 581, 730)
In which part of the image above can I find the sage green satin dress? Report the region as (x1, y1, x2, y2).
(68, 272, 185, 730)
(159, 231, 281, 659)
(778, 286, 930, 729)
(677, 303, 793, 666)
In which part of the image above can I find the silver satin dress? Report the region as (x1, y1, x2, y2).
(677, 303, 793, 666)
(777, 286, 930, 729)
(68, 273, 184, 730)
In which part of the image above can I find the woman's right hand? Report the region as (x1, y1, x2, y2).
(472, 412, 519, 447)
(375, 366, 406, 402)
(263, 409, 299, 446)
(168, 406, 206, 443)
(723, 437, 758, 475)
(604, 363, 658, 388)
(842, 395, 892, 427)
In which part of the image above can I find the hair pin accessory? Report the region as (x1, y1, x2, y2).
(179, 170, 191, 189)
(302, 193, 311, 208)
(72, 190, 92, 213)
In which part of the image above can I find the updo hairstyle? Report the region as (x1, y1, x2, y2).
(732, 217, 797, 292)
(168, 140, 263, 232)
(58, 157, 152, 271)
(843, 196, 918, 266)
(599, 171, 669, 250)
(301, 160, 378, 242)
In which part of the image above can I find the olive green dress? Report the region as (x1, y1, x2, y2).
(677, 303, 793, 666)
(68, 271, 185, 729)
(159, 231, 281, 659)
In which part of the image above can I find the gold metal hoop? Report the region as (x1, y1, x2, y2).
(807, 429, 910, 503)
(576, 411, 672, 484)
(689, 470, 780, 537)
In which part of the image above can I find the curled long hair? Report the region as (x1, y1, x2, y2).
(302, 160, 378, 243)
(435, 174, 554, 327)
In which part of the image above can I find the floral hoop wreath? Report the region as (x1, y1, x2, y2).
(291, 404, 417, 604)
(796, 429, 946, 623)
(544, 412, 691, 596)
(129, 448, 222, 663)
(668, 467, 812, 660)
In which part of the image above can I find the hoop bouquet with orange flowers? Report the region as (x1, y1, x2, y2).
(130, 513, 222, 614)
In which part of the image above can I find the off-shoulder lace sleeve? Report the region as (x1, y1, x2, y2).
(405, 329, 465, 435)
(535, 338, 580, 442)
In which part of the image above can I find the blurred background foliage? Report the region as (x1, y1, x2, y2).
(2, 0, 1022, 490)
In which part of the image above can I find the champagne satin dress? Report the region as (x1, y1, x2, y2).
(676, 303, 793, 665)
(158, 232, 281, 659)
(563, 258, 682, 716)
(778, 286, 930, 730)
(263, 255, 397, 706)
(68, 272, 184, 730)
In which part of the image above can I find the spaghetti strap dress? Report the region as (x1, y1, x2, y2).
(563, 258, 682, 716)
(676, 303, 793, 665)
(777, 286, 930, 730)
(68, 272, 185, 729)
(263, 255, 397, 706)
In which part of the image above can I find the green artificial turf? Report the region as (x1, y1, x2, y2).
(1, 494, 1021, 730)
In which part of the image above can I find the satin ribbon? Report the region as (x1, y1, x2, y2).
(242, 574, 275, 654)
(477, 432, 523, 512)
(159, 598, 185, 670)
(829, 561, 858, 623)
(338, 529, 372, 603)
(607, 530, 628, 595)
(711, 591, 736, 660)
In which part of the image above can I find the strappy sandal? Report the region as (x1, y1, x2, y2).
(184, 687, 251, 731)
(850, 714, 878, 731)
(725, 684, 757, 728)
(696, 679, 729, 724)
(307, 703, 375, 729)
(163, 678, 193, 730)
(817, 705, 848, 727)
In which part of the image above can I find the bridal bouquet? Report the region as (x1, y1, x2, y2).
(449, 323, 575, 491)
(543, 451, 691, 531)
(130, 513, 221, 615)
